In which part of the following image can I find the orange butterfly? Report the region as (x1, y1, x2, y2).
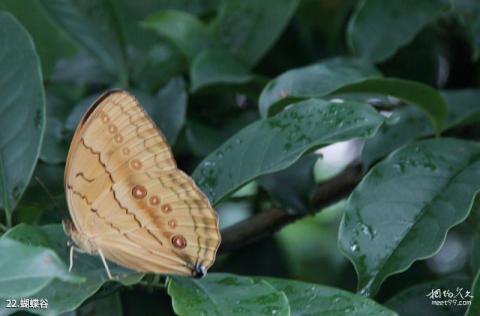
(63, 90, 221, 278)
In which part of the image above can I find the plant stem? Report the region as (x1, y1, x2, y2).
(219, 163, 362, 253)
(5, 211, 11, 229)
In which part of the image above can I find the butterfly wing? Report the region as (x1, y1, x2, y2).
(64, 90, 220, 276)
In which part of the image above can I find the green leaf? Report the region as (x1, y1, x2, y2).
(0, 224, 143, 316)
(142, 10, 213, 62)
(363, 89, 480, 168)
(0, 0, 78, 76)
(132, 42, 184, 92)
(192, 99, 384, 205)
(0, 229, 82, 298)
(186, 120, 228, 157)
(0, 12, 46, 225)
(39, 94, 71, 164)
(50, 52, 113, 85)
(472, 221, 480, 274)
(214, 0, 299, 66)
(453, 0, 480, 60)
(39, 0, 128, 84)
(65, 94, 103, 133)
(77, 292, 123, 316)
(190, 49, 253, 92)
(168, 273, 289, 316)
(334, 78, 448, 135)
(339, 138, 480, 296)
(258, 154, 317, 214)
(348, 0, 451, 62)
(386, 279, 470, 316)
(264, 277, 398, 315)
(259, 57, 381, 117)
(276, 205, 348, 284)
(467, 270, 480, 316)
(134, 77, 187, 144)
(155, 0, 220, 16)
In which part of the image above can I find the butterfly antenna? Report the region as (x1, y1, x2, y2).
(34, 176, 62, 213)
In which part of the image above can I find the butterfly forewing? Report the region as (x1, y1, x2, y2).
(64, 91, 220, 276)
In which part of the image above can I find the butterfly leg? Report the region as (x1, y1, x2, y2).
(98, 248, 115, 280)
(69, 244, 74, 272)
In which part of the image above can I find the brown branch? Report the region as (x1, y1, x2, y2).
(219, 163, 363, 253)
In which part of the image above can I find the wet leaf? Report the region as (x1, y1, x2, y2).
(0, 12, 46, 225)
(386, 279, 470, 316)
(333, 78, 448, 136)
(168, 273, 289, 316)
(193, 99, 384, 205)
(142, 10, 213, 62)
(40, 0, 129, 84)
(259, 57, 381, 117)
(264, 277, 398, 316)
(363, 89, 480, 168)
(339, 138, 480, 296)
(260, 61, 447, 135)
(348, 0, 451, 62)
(0, 224, 143, 316)
(190, 49, 253, 92)
(214, 0, 299, 66)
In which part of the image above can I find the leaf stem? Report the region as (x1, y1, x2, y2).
(0, 221, 8, 232)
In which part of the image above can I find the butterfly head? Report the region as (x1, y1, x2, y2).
(192, 265, 206, 278)
(62, 220, 97, 254)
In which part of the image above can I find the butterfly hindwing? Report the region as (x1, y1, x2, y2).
(65, 91, 220, 276)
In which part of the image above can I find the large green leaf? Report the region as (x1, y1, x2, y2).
(339, 138, 480, 296)
(363, 89, 480, 168)
(0, 12, 46, 226)
(467, 270, 480, 316)
(264, 277, 398, 315)
(0, 224, 142, 316)
(259, 57, 381, 117)
(348, 0, 451, 62)
(134, 77, 187, 144)
(386, 279, 470, 316)
(50, 52, 113, 86)
(39, 93, 73, 164)
(76, 292, 123, 316)
(40, 0, 128, 84)
(0, 237, 82, 298)
(192, 99, 384, 205)
(0, 0, 78, 76)
(132, 42, 184, 92)
(168, 273, 289, 316)
(214, 0, 299, 66)
(142, 10, 213, 62)
(454, 0, 480, 60)
(190, 49, 253, 92)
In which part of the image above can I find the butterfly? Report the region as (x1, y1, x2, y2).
(63, 90, 221, 278)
